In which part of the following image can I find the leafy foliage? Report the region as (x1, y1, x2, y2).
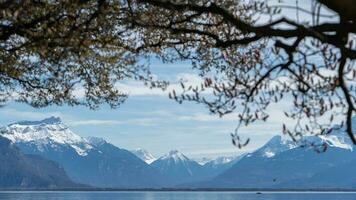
(0, 0, 166, 109)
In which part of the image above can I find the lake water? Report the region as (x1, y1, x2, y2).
(0, 191, 355, 200)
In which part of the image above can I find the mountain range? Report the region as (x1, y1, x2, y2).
(0, 116, 355, 189)
(132, 148, 156, 164)
(0, 136, 81, 189)
(189, 130, 356, 189)
(0, 117, 163, 188)
(151, 150, 209, 185)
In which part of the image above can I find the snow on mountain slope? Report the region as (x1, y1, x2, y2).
(153, 150, 195, 175)
(195, 157, 212, 165)
(254, 129, 353, 159)
(158, 150, 190, 163)
(86, 136, 107, 147)
(300, 117, 356, 151)
(253, 135, 296, 158)
(302, 128, 354, 151)
(0, 117, 165, 188)
(196, 155, 244, 166)
(131, 148, 156, 164)
(198, 154, 246, 179)
(206, 156, 238, 165)
(0, 117, 93, 156)
(193, 118, 356, 189)
(151, 150, 209, 185)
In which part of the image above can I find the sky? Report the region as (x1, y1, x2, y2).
(0, 0, 339, 160)
(0, 60, 294, 159)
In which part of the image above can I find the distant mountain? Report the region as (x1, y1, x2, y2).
(1, 117, 93, 156)
(193, 127, 356, 189)
(194, 157, 212, 165)
(289, 157, 356, 189)
(277, 124, 356, 189)
(253, 135, 296, 158)
(0, 136, 80, 189)
(131, 148, 156, 164)
(203, 155, 245, 177)
(3, 116, 355, 189)
(195, 156, 240, 165)
(151, 150, 209, 185)
(0, 117, 164, 188)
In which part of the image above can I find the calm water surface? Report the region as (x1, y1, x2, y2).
(0, 191, 355, 200)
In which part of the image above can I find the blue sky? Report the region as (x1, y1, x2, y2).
(0, 60, 293, 159)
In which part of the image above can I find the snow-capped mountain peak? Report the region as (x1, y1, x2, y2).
(168, 150, 180, 156)
(11, 116, 62, 126)
(303, 128, 353, 151)
(320, 134, 353, 150)
(151, 150, 205, 184)
(195, 157, 212, 165)
(86, 136, 107, 147)
(197, 156, 236, 166)
(255, 125, 354, 158)
(160, 150, 189, 162)
(209, 156, 236, 165)
(320, 118, 355, 150)
(255, 135, 297, 158)
(0, 117, 93, 156)
(131, 148, 156, 164)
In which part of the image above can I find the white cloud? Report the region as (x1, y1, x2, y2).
(178, 113, 238, 122)
(71, 72, 206, 98)
(128, 118, 159, 127)
(115, 82, 167, 96)
(0, 108, 68, 122)
(118, 73, 205, 96)
(176, 73, 205, 85)
(187, 147, 253, 158)
(68, 117, 159, 127)
(68, 120, 124, 126)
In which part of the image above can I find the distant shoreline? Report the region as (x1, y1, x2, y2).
(1, 188, 356, 192)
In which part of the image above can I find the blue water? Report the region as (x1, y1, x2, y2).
(0, 191, 355, 200)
